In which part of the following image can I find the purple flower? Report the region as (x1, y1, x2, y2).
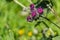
(31, 11, 36, 17)
(37, 7, 43, 14)
(30, 4, 34, 10)
(27, 16, 32, 22)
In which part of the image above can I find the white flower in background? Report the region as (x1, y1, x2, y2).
(21, 10, 28, 16)
(33, 28, 38, 35)
(42, 28, 55, 37)
(43, 28, 48, 34)
(21, 8, 29, 16)
(45, 28, 51, 37)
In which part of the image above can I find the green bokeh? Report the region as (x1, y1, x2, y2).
(0, 0, 60, 40)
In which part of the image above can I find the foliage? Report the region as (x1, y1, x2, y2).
(0, 0, 60, 40)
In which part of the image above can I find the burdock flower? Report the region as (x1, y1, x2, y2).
(28, 31, 33, 37)
(27, 16, 32, 22)
(31, 10, 37, 18)
(18, 29, 24, 36)
(37, 7, 43, 14)
(30, 4, 35, 10)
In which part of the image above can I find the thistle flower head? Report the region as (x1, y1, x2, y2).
(31, 10, 37, 17)
(30, 4, 35, 10)
(37, 7, 43, 14)
(27, 16, 32, 22)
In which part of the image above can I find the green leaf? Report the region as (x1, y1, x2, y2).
(52, 36, 60, 40)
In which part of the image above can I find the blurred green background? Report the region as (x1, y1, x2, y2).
(0, 0, 60, 40)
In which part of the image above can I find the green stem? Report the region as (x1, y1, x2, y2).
(35, 21, 41, 27)
(27, 0, 33, 4)
(42, 21, 49, 28)
(14, 0, 26, 8)
(40, 16, 60, 28)
(35, 21, 49, 28)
